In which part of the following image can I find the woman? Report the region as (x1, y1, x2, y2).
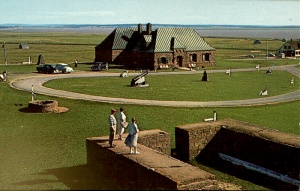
(117, 107, 127, 140)
(124, 118, 140, 154)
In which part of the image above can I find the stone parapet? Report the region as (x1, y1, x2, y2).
(86, 133, 218, 190)
(138, 129, 171, 155)
(175, 119, 300, 190)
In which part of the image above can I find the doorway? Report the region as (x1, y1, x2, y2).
(177, 56, 183, 67)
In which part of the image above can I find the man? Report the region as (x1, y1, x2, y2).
(108, 109, 117, 147)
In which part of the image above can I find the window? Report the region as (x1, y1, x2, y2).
(190, 53, 197, 62)
(161, 57, 167, 64)
(203, 53, 210, 61)
(158, 57, 168, 64)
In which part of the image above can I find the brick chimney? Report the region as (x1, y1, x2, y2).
(146, 23, 152, 35)
(138, 23, 142, 33)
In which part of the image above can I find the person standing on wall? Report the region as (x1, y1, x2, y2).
(117, 107, 128, 140)
(124, 118, 140, 154)
(108, 109, 117, 147)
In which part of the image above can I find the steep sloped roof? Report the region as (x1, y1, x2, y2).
(154, 28, 215, 52)
(112, 28, 138, 49)
(110, 27, 215, 52)
(289, 41, 300, 50)
(278, 40, 300, 51)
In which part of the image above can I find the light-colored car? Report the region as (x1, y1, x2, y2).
(55, 63, 73, 73)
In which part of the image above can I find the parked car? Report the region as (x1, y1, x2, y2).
(55, 63, 73, 73)
(36, 64, 56, 74)
(91, 62, 107, 71)
(245, 54, 255, 58)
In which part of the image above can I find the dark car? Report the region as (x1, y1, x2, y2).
(37, 64, 56, 74)
(91, 62, 107, 71)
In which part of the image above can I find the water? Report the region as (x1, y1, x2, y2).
(0, 26, 299, 39)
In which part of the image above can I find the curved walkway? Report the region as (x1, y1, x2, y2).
(10, 65, 300, 108)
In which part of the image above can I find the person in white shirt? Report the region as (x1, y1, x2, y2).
(117, 107, 127, 140)
(108, 109, 117, 147)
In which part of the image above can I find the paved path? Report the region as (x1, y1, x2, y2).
(10, 65, 300, 108)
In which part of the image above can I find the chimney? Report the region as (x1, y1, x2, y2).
(138, 23, 142, 33)
(146, 23, 152, 35)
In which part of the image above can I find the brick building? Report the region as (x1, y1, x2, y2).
(95, 23, 216, 70)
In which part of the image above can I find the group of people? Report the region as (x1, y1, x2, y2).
(108, 107, 140, 154)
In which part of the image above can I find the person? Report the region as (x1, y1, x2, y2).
(124, 118, 140, 154)
(105, 62, 108, 71)
(117, 107, 127, 140)
(120, 70, 128, 78)
(74, 60, 78, 67)
(108, 109, 117, 147)
(266, 68, 272, 74)
(2, 70, 7, 81)
(202, 70, 208, 81)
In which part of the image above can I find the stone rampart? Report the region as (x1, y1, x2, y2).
(175, 119, 300, 190)
(86, 129, 220, 190)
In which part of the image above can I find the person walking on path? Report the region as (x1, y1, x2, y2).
(117, 107, 128, 140)
(108, 109, 117, 147)
(124, 118, 140, 154)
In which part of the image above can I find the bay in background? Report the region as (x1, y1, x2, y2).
(0, 24, 299, 39)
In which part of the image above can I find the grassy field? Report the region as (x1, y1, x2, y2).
(0, 32, 106, 64)
(1, 31, 299, 67)
(45, 70, 298, 101)
(0, 31, 299, 190)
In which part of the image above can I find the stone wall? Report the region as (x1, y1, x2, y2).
(175, 119, 300, 190)
(138, 129, 171, 155)
(86, 130, 219, 190)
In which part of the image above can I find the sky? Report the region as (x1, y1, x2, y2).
(1, 0, 299, 26)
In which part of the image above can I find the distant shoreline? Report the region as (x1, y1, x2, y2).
(0, 26, 298, 39)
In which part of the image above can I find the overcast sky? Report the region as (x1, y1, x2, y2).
(1, 0, 299, 26)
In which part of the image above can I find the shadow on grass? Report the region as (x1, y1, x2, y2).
(13, 165, 123, 190)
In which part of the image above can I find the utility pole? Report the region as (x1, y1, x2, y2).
(2, 42, 7, 65)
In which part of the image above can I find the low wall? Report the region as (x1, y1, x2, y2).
(137, 129, 171, 155)
(86, 129, 220, 190)
(175, 119, 300, 190)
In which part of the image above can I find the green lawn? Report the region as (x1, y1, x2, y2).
(0, 32, 299, 190)
(45, 70, 298, 101)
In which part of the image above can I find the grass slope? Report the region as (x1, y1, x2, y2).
(0, 32, 299, 190)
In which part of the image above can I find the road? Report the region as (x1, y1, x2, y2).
(10, 65, 300, 108)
